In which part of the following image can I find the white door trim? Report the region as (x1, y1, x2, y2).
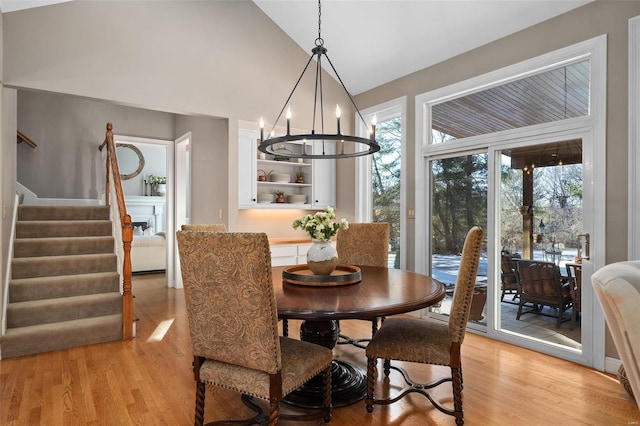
(629, 15, 640, 260)
(174, 132, 191, 289)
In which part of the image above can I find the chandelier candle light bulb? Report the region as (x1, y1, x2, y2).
(371, 115, 377, 140)
(259, 117, 264, 141)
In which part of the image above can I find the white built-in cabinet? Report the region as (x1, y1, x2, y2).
(238, 128, 336, 209)
(269, 243, 313, 266)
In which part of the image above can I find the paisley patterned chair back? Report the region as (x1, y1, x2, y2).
(448, 226, 485, 344)
(177, 231, 280, 372)
(336, 222, 389, 267)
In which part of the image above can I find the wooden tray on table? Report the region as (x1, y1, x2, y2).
(282, 264, 362, 287)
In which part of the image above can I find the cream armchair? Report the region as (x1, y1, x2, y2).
(591, 261, 640, 408)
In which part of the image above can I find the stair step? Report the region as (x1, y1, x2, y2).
(18, 205, 110, 221)
(16, 220, 112, 238)
(7, 292, 122, 328)
(12, 253, 117, 279)
(0, 314, 122, 359)
(14, 236, 114, 257)
(4, 204, 124, 359)
(9, 272, 120, 302)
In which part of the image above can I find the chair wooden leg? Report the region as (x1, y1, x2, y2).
(322, 366, 332, 423)
(452, 366, 464, 426)
(194, 381, 205, 426)
(268, 401, 278, 426)
(365, 357, 376, 413)
(383, 359, 391, 377)
(282, 319, 289, 337)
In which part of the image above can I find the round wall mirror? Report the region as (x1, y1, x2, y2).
(116, 143, 145, 180)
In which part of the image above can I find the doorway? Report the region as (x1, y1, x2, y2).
(497, 139, 583, 349)
(415, 36, 606, 367)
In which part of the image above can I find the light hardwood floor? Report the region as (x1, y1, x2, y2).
(1, 273, 637, 425)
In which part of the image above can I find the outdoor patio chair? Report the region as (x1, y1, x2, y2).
(515, 259, 572, 328)
(565, 262, 582, 324)
(500, 251, 521, 302)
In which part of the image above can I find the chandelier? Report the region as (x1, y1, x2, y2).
(258, 0, 380, 160)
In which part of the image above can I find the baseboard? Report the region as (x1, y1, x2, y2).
(605, 356, 623, 375)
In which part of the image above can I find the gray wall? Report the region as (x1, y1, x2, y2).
(175, 114, 228, 225)
(17, 90, 176, 199)
(2, 0, 352, 238)
(353, 0, 640, 358)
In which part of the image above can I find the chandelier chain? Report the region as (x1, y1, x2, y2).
(257, 0, 380, 159)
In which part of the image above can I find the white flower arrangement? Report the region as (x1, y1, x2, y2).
(148, 175, 166, 185)
(292, 207, 348, 241)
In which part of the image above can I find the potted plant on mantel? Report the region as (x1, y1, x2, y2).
(148, 175, 167, 196)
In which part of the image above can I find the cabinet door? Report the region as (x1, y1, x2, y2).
(311, 141, 336, 209)
(238, 129, 258, 208)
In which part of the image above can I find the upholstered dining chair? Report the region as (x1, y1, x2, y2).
(335, 222, 390, 348)
(364, 226, 484, 426)
(177, 231, 332, 425)
(516, 259, 572, 328)
(180, 223, 227, 232)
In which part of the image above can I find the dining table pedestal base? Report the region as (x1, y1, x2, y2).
(283, 319, 366, 408)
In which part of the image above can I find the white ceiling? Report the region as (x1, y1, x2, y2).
(254, 0, 592, 94)
(0, 0, 70, 13)
(0, 0, 592, 95)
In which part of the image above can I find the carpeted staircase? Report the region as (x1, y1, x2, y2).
(1, 205, 123, 359)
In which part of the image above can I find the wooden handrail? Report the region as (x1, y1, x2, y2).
(99, 122, 134, 340)
(17, 130, 37, 148)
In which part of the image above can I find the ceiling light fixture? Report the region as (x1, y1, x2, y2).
(258, 0, 380, 160)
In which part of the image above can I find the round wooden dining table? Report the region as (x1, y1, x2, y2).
(272, 265, 446, 408)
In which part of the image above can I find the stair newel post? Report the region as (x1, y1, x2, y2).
(99, 122, 114, 207)
(101, 122, 135, 340)
(122, 214, 134, 339)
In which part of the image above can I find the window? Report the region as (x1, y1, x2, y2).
(357, 97, 406, 269)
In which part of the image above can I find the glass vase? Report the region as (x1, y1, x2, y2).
(307, 239, 338, 275)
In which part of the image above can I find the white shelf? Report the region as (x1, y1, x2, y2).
(257, 159, 311, 167)
(257, 182, 311, 187)
(253, 203, 311, 209)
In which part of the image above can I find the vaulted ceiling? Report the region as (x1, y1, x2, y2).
(1, 1, 592, 96)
